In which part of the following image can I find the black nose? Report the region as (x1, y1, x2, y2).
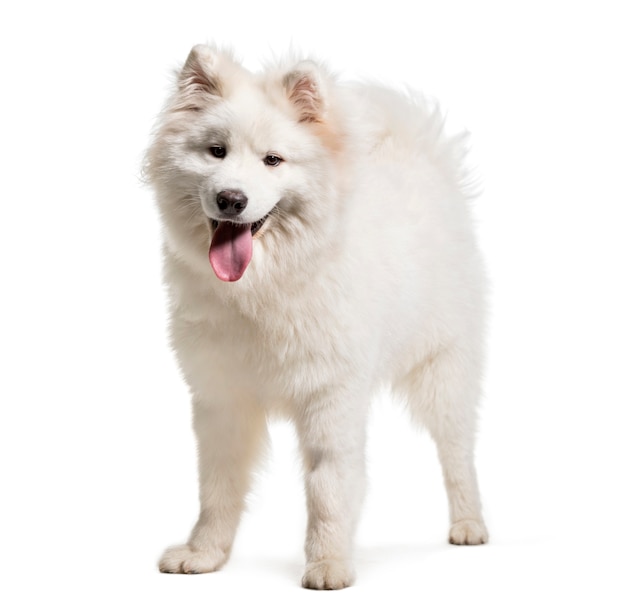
(216, 189, 248, 216)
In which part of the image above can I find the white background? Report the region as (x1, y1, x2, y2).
(1, 1, 625, 607)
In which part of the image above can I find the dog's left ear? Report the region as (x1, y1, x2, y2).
(283, 61, 327, 123)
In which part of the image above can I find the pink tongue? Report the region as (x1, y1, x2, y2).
(209, 222, 253, 282)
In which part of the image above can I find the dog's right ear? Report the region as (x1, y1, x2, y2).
(175, 45, 223, 109)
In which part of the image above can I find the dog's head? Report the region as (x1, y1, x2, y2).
(146, 45, 346, 285)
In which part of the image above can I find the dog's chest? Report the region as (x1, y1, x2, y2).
(212, 293, 357, 395)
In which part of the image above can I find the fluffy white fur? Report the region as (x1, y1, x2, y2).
(145, 44, 488, 590)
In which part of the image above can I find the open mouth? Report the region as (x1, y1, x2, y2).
(210, 213, 269, 237)
(207, 212, 272, 282)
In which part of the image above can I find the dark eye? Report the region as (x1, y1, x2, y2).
(264, 154, 282, 167)
(209, 146, 226, 158)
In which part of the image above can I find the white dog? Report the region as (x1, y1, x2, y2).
(145, 44, 488, 589)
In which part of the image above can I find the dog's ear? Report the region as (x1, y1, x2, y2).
(283, 61, 327, 123)
(176, 45, 223, 109)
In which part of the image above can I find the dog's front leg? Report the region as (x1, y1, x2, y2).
(159, 396, 267, 574)
(295, 388, 368, 590)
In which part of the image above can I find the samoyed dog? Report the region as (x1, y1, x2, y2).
(145, 44, 488, 589)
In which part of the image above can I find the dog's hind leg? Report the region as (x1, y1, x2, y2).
(399, 346, 488, 545)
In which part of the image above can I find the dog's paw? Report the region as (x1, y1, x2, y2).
(158, 544, 227, 574)
(449, 519, 489, 545)
(302, 558, 355, 590)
